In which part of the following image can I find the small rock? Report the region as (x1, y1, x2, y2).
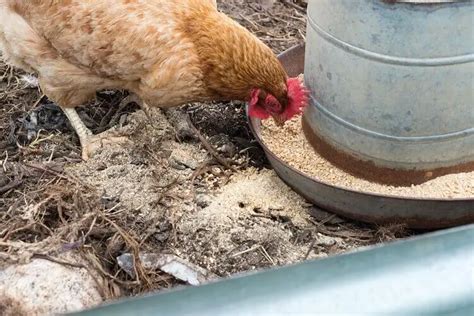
(25, 112, 38, 141)
(163, 108, 196, 141)
(208, 134, 236, 158)
(316, 233, 342, 247)
(150, 221, 172, 243)
(95, 162, 108, 171)
(129, 154, 147, 166)
(218, 143, 237, 158)
(169, 159, 187, 170)
(117, 253, 218, 286)
(116, 253, 136, 278)
(169, 148, 199, 170)
(195, 194, 212, 208)
(153, 231, 170, 243)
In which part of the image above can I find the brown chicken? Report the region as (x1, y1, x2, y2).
(0, 0, 308, 159)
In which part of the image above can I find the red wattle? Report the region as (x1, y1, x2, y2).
(248, 89, 271, 119)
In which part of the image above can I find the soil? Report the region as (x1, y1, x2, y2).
(0, 1, 413, 315)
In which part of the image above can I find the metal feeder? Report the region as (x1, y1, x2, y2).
(248, 43, 474, 229)
(302, 0, 474, 186)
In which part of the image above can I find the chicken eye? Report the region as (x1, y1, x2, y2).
(264, 95, 282, 114)
(271, 104, 281, 113)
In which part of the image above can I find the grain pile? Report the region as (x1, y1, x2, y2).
(261, 116, 474, 199)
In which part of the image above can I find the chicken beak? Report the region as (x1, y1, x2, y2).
(271, 114, 286, 127)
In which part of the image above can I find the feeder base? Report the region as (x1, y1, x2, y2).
(302, 117, 474, 186)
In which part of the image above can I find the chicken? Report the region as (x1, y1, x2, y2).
(0, 0, 308, 160)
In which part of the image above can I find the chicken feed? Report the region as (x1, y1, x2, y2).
(261, 116, 474, 199)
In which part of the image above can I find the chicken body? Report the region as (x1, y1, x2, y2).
(0, 0, 288, 159)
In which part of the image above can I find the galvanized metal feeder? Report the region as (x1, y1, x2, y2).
(248, 0, 474, 229)
(304, 0, 474, 185)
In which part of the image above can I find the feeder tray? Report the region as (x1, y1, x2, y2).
(247, 44, 474, 229)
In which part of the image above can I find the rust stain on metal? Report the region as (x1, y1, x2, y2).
(301, 117, 474, 186)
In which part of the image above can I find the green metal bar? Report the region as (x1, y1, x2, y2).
(73, 225, 474, 316)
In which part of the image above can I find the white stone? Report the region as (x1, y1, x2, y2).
(0, 258, 102, 316)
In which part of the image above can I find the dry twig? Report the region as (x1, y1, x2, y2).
(186, 115, 237, 172)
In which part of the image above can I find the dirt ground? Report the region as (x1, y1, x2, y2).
(0, 1, 412, 315)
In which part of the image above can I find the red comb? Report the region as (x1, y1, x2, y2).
(283, 77, 309, 120)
